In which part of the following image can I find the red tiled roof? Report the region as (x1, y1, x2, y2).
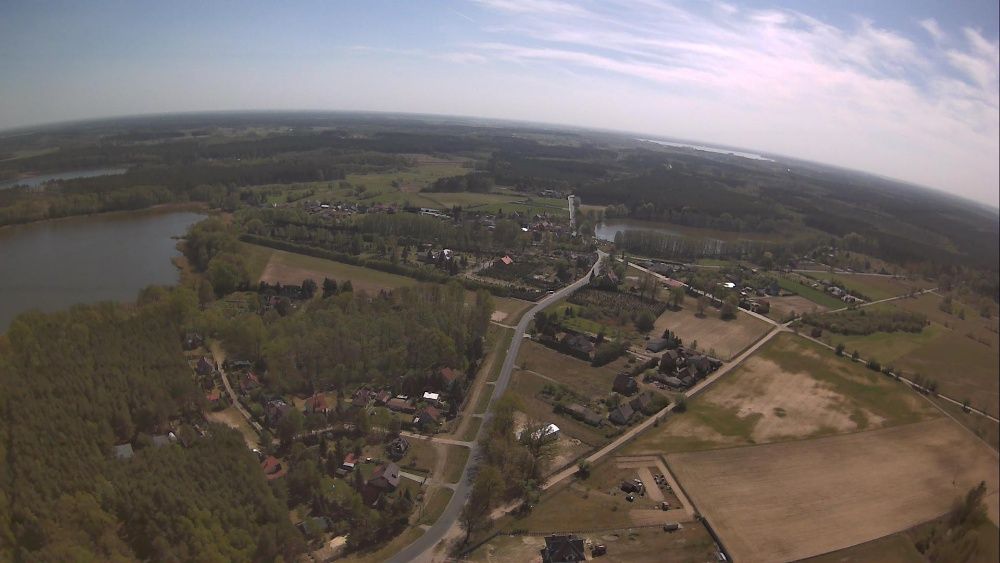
(261, 456, 287, 480)
(440, 367, 460, 383)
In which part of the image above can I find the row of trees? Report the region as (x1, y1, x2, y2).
(803, 309, 927, 336)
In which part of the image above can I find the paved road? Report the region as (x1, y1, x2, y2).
(386, 252, 606, 563)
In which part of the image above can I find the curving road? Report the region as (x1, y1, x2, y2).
(387, 252, 605, 563)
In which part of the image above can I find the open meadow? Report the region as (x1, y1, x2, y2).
(652, 304, 772, 360)
(667, 417, 1000, 563)
(623, 333, 938, 453)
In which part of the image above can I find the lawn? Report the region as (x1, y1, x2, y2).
(653, 304, 771, 360)
(517, 340, 629, 400)
(417, 487, 453, 525)
(442, 445, 470, 484)
(238, 241, 276, 281)
(778, 275, 846, 309)
(487, 328, 514, 383)
(459, 417, 482, 442)
(506, 370, 610, 447)
(397, 437, 438, 475)
(491, 296, 533, 324)
(473, 385, 494, 414)
(255, 246, 418, 293)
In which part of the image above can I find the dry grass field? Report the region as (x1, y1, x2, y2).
(668, 418, 1000, 563)
(653, 305, 771, 360)
(767, 294, 829, 321)
(517, 340, 630, 398)
(623, 333, 937, 454)
(257, 247, 418, 293)
(467, 526, 716, 563)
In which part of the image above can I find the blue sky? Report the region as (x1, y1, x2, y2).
(1, 0, 997, 205)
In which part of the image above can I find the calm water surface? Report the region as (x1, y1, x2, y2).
(0, 168, 127, 190)
(0, 210, 203, 331)
(595, 219, 682, 242)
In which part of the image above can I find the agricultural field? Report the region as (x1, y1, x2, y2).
(799, 533, 925, 563)
(766, 294, 828, 322)
(821, 273, 932, 301)
(652, 304, 771, 360)
(667, 417, 1000, 563)
(623, 333, 937, 454)
(777, 274, 846, 309)
(255, 245, 418, 292)
(517, 340, 631, 399)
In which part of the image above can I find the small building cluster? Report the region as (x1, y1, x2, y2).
(645, 347, 722, 390)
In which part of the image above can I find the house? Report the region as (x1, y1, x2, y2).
(612, 373, 638, 395)
(542, 534, 586, 563)
(689, 354, 712, 375)
(113, 443, 134, 460)
(352, 388, 375, 409)
(561, 333, 594, 357)
(645, 338, 670, 353)
(386, 437, 410, 460)
(261, 456, 287, 480)
(659, 349, 680, 372)
(296, 516, 332, 538)
(205, 388, 222, 404)
(518, 423, 560, 443)
(368, 462, 401, 491)
(375, 390, 392, 405)
(387, 397, 416, 414)
(413, 406, 441, 429)
(500, 255, 514, 265)
(565, 404, 602, 427)
(439, 367, 461, 386)
(226, 359, 253, 371)
(151, 433, 176, 448)
(304, 393, 328, 414)
(422, 391, 442, 406)
(182, 332, 204, 351)
(680, 375, 695, 387)
(195, 357, 214, 376)
(630, 391, 656, 414)
(341, 453, 358, 472)
(609, 403, 635, 425)
(265, 398, 291, 426)
(239, 372, 260, 394)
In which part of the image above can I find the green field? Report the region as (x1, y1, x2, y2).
(459, 417, 482, 442)
(417, 487, 453, 525)
(822, 273, 931, 301)
(778, 275, 846, 309)
(254, 245, 419, 292)
(818, 322, 946, 365)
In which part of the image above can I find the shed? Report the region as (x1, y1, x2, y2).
(646, 338, 670, 353)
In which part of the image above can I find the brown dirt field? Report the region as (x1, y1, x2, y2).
(653, 305, 770, 360)
(768, 295, 828, 321)
(205, 407, 259, 448)
(517, 340, 630, 399)
(668, 418, 1000, 563)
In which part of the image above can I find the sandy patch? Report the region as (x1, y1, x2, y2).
(491, 310, 508, 323)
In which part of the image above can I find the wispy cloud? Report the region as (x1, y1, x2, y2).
(440, 0, 1000, 202)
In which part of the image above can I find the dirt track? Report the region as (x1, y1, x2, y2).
(668, 418, 1000, 563)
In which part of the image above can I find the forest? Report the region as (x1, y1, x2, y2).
(0, 294, 302, 561)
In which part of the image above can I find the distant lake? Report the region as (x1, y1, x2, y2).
(0, 167, 128, 190)
(0, 210, 204, 331)
(638, 138, 774, 162)
(595, 219, 682, 242)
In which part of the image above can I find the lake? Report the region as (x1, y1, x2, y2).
(595, 219, 682, 242)
(0, 167, 128, 190)
(0, 210, 204, 331)
(638, 138, 774, 162)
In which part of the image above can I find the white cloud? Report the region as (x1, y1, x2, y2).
(453, 0, 999, 204)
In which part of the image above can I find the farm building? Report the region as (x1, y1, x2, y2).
(609, 403, 635, 425)
(613, 373, 638, 395)
(542, 534, 586, 563)
(518, 423, 561, 443)
(646, 338, 670, 353)
(565, 403, 603, 426)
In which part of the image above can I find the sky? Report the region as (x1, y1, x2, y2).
(1, 1, 998, 206)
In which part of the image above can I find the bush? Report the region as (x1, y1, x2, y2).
(592, 341, 627, 367)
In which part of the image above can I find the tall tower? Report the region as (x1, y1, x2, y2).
(567, 194, 578, 229)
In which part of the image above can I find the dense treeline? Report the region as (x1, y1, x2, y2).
(425, 172, 494, 193)
(219, 283, 493, 396)
(0, 296, 301, 561)
(802, 308, 928, 335)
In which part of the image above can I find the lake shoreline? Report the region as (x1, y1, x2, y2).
(0, 201, 210, 233)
